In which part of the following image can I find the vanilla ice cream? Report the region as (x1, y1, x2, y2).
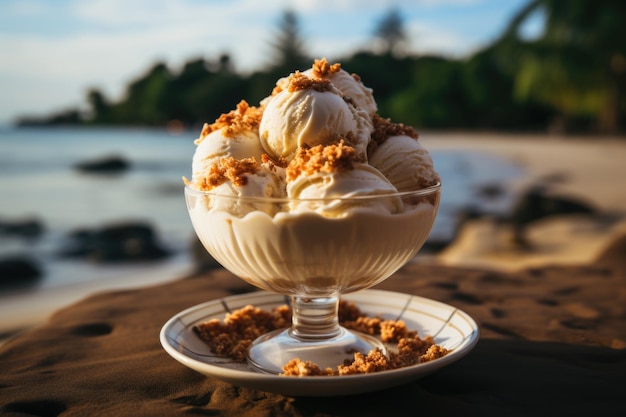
(186, 200, 438, 295)
(187, 158, 285, 217)
(285, 143, 401, 216)
(191, 101, 265, 178)
(369, 115, 440, 191)
(304, 59, 377, 115)
(192, 129, 264, 179)
(259, 72, 372, 162)
(185, 58, 441, 295)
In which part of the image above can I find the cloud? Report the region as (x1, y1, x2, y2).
(0, 0, 512, 122)
(406, 21, 481, 57)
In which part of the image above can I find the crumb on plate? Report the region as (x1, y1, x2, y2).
(193, 300, 451, 376)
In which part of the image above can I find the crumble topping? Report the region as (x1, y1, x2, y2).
(369, 114, 419, 154)
(193, 300, 451, 376)
(351, 73, 363, 84)
(310, 58, 342, 79)
(189, 157, 259, 190)
(286, 141, 364, 181)
(272, 71, 333, 96)
(195, 100, 263, 144)
(194, 305, 290, 362)
(262, 153, 288, 169)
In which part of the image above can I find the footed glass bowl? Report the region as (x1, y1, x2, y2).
(185, 183, 441, 374)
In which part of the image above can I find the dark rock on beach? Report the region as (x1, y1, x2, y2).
(510, 185, 596, 246)
(0, 256, 42, 289)
(58, 221, 170, 263)
(451, 184, 598, 250)
(0, 217, 45, 239)
(74, 154, 130, 174)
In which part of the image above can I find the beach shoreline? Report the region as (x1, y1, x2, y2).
(421, 132, 626, 271)
(0, 254, 194, 344)
(2, 132, 625, 341)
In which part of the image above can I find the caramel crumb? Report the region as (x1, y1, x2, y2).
(310, 58, 342, 79)
(369, 114, 419, 154)
(194, 305, 290, 362)
(286, 141, 364, 181)
(337, 348, 391, 375)
(420, 344, 451, 363)
(272, 71, 334, 96)
(193, 300, 451, 376)
(261, 153, 288, 169)
(195, 100, 263, 144)
(380, 320, 417, 343)
(191, 157, 259, 190)
(282, 359, 334, 377)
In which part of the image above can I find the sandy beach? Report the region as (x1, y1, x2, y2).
(1, 133, 625, 340)
(2, 242, 624, 415)
(422, 132, 626, 271)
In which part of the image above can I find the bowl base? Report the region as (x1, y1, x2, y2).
(247, 326, 386, 375)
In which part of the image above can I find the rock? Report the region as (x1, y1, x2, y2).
(475, 183, 507, 200)
(59, 221, 170, 263)
(0, 217, 45, 239)
(74, 155, 130, 174)
(510, 186, 596, 247)
(0, 256, 42, 289)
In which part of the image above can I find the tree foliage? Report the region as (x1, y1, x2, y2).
(497, 0, 626, 132)
(266, 10, 310, 74)
(16, 2, 626, 134)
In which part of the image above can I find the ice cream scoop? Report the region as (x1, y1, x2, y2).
(259, 73, 372, 162)
(304, 58, 377, 115)
(186, 157, 285, 217)
(191, 101, 264, 179)
(285, 143, 401, 216)
(187, 59, 440, 214)
(368, 115, 440, 191)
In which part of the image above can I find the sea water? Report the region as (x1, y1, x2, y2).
(0, 126, 524, 294)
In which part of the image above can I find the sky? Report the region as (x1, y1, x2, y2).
(0, 0, 539, 125)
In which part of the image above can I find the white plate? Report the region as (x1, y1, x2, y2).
(160, 289, 479, 397)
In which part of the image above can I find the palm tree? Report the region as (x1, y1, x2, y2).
(266, 10, 310, 73)
(373, 8, 408, 56)
(499, 0, 626, 132)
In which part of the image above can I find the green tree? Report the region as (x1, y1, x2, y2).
(499, 0, 626, 132)
(389, 57, 469, 128)
(460, 46, 555, 130)
(114, 62, 173, 125)
(166, 58, 215, 125)
(266, 10, 310, 73)
(86, 88, 112, 124)
(340, 52, 416, 117)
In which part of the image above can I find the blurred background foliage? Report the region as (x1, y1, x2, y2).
(18, 0, 626, 134)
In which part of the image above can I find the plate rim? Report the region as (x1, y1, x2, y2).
(160, 289, 480, 393)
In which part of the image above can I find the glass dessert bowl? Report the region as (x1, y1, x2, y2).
(185, 183, 441, 374)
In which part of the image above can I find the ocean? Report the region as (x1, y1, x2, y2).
(0, 126, 524, 295)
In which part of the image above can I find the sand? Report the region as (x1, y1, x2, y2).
(421, 132, 626, 271)
(1, 260, 624, 415)
(422, 132, 626, 214)
(0, 258, 193, 341)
